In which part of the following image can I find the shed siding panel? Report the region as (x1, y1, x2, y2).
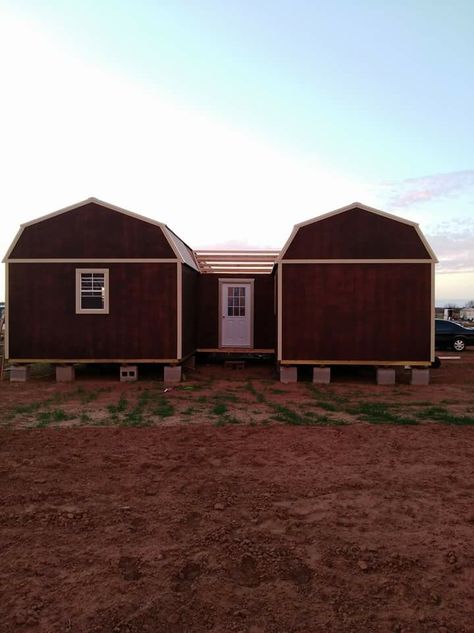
(284, 208, 430, 259)
(181, 265, 199, 358)
(8, 263, 177, 359)
(282, 263, 431, 361)
(198, 274, 275, 349)
(10, 203, 175, 259)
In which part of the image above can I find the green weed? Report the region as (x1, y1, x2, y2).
(214, 413, 239, 427)
(416, 406, 474, 425)
(152, 397, 175, 418)
(272, 404, 346, 426)
(245, 380, 266, 403)
(347, 402, 418, 425)
(75, 387, 100, 404)
(107, 395, 128, 416)
(214, 392, 240, 403)
(212, 402, 228, 415)
(35, 408, 71, 427)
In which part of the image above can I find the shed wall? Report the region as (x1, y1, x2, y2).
(281, 263, 431, 362)
(8, 262, 177, 360)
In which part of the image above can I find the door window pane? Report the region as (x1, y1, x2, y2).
(227, 286, 246, 316)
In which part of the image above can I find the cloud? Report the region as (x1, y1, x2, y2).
(386, 170, 474, 208)
(426, 218, 474, 273)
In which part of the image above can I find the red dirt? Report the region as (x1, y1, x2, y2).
(1, 354, 474, 633)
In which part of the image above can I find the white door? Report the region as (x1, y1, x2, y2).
(221, 282, 252, 347)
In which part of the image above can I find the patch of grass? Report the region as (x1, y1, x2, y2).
(315, 401, 339, 412)
(75, 387, 100, 404)
(212, 402, 228, 415)
(122, 406, 148, 427)
(347, 402, 418, 425)
(35, 408, 72, 427)
(152, 396, 175, 418)
(306, 385, 349, 411)
(107, 395, 128, 416)
(213, 392, 240, 403)
(214, 413, 239, 427)
(416, 406, 474, 425)
(10, 402, 43, 416)
(245, 380, 266, 403)
(272, 404, 346, 426)
(197, 396, 208, 403)
(269, 388, 285, 395)
(79, 411, 91, 424)
(178, 384, 202, 391)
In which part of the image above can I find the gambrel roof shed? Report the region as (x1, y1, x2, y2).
(3, 198, 200, 364)
(278, 202, 437, 262)
(277, 202, 437, 366)
(4, 197, 199, 270)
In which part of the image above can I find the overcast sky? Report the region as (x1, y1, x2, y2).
(1, 0, 473, 304)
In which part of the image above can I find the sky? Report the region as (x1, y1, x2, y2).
(1, 0, 473, 305)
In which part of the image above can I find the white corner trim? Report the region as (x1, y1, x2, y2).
(3, 227, 24, 262)
(4, 262, 9, 359)
(177, 263, 182, 359)
(277, 263, 282, 361)
(431, 262, 435, 362)
(414, 224, 438, 263)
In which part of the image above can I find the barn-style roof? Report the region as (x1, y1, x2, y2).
(278, 202, 438, 262)
(3, 197, 200, 270)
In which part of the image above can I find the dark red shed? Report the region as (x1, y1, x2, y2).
(3, 198, 199, 365)
(277, 202, 437, 367)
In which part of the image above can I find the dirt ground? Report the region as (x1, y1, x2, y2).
(1, 352, 473, 633)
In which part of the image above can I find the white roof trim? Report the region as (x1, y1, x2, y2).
(162, 227, 200, 271)
(3, 197, 199, 269)
(277, 201, 438, 263)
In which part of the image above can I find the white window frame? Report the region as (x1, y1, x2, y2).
(75, 268, 109, 314)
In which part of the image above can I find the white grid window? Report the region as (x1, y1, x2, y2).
(76, 269, 109, 314)
(227, 286, 246, 317)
